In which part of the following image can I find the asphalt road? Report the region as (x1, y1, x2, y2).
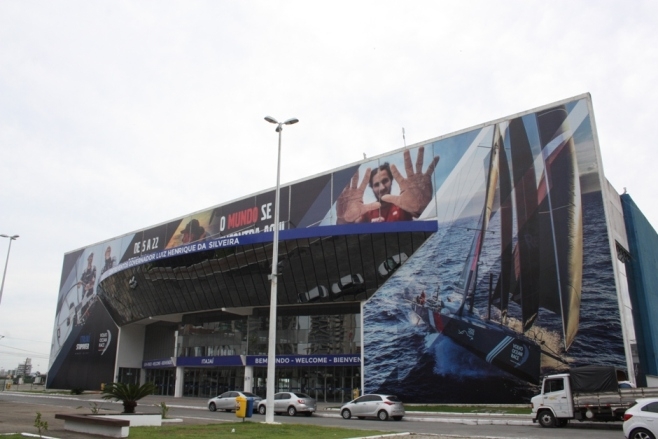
(0, 391, 625, 439)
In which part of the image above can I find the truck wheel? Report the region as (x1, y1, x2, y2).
(537, 410, 556, 428)
(630, 428, 656, 439)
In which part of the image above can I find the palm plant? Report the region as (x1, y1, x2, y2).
(101, 382, 157, 413)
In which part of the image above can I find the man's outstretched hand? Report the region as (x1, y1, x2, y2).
(381, 146, 440, 217)
(336, 168, 380, 224)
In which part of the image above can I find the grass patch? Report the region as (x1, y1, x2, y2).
(128, 421, 391, 439)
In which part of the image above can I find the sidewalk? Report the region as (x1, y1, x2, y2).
(1, 388, 535, 426)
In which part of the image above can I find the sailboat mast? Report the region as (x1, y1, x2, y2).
(459, 125, 501, 315)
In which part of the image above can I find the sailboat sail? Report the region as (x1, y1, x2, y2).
(495, 125, 513, 322)
(536, 106, 583, 350)
(508, 117, 542, 331)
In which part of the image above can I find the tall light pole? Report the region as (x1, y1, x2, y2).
(263, 116, 298, 424)
(0, 234, 19, 306)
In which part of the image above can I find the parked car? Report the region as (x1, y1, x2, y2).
(377, 253, 408, 277)
(298, 286, 329, 303)
(623, 398, 658, 439)
(257, 392, 317, 416)
(340, 394, 405, 421)
(331, 274, 365, 296)
(207, 391, 262, 413)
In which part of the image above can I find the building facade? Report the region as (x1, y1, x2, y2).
(47, 94, 653, 403)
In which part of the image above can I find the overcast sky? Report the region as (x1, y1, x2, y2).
(1, 1, 657, 372)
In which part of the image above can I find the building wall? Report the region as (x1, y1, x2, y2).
(621, 193, 658, 385)
(48, 95, 636, 402)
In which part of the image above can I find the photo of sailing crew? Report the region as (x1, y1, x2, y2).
(101, 245, 116, 275)
(363, 98, 627, 403)
(336, 147, 440, 224)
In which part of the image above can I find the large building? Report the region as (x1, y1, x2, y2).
(47, 94, 657, 403)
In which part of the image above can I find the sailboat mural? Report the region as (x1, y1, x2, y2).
(410, 105, 584, 384)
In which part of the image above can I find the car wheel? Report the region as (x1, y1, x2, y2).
(287, 406, 297, 416)
(258, 405, 266, 415)
(208, 402, 216, 412)
(393, 416, 403, 421)
(377, 410, 389, 421)
(341, 409, 352, 420)
(537, 410, 556, 428)
(630, 428, 656, 439)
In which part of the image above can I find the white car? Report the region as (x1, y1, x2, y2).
(298, 286, 329, 303)
(331, 274, 365, 296)
(377, 253, 408, 277)
(208, 391, 262, 413)
(340, 394, 405, 421)
(623, 397, 658, 439)
(257, 392, 317, 416)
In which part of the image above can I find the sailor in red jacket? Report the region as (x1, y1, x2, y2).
(336, 146, 440, 224)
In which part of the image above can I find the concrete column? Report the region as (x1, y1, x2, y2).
(174, 366, 184, 398)
(243, 366, 253, 392)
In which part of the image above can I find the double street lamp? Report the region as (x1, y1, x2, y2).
(0, 234, 19, 306)
(263, 116, 298, 424)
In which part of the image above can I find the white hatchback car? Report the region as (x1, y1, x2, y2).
(623, 398, 658, 439)
(340, 394, 405, 421)
(257, 392, 317, 416)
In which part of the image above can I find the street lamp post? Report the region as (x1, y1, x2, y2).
(0, 234, 19, 306)
(263, 116, 298, 424)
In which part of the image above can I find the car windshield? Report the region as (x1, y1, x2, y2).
(243, 392, 258, 397)
(296, 393, 311, 399)
(386, 395, 400, 402)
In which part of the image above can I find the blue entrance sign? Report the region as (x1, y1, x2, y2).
(142, 358, 175, 368)
(175, 355, 244, 367)
(246, 354, 361, 366)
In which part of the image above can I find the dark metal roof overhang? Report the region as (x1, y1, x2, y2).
(97, 221, 437, 326)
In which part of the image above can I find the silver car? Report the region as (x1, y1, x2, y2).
(298, 286, 329, 303)
(331, 274, 365, 296)
(378, 253, 408, 277)
(207, 391, 262, 413)
(257, 392, 317, 416)
(340, 394, 405, 421)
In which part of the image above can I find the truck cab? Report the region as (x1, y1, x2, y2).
(531, 373, 573, 427)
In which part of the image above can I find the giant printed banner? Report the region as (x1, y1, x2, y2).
(363, 96, 625, 402)
(49, 94, 626, 403)
(48, 139, 443, 388)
